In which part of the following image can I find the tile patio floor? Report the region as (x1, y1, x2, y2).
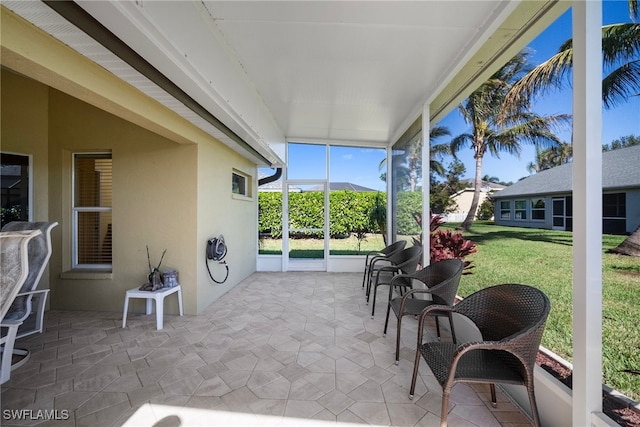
(1, 272, 533, 426)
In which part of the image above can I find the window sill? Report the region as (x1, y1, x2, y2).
(60, 269, 113, 280)
(232, 193, 253, 201)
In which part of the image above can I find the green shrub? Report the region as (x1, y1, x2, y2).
(259, 190, 426, 239)
(396, 191, 422, 235)
(477, 197, 495, 220)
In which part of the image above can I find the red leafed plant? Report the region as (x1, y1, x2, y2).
(412, 212, 477, 273)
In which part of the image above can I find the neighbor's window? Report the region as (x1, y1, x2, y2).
(73, 153, 112, 268)
(514, 200, 527, 220)
(603, 192, 626, 234)
(232, 169, 252, 198)
(1, 153, 30, 227)
(531, 199, 545, 220)
(500, 200, 511, 220)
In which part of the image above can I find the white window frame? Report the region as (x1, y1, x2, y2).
(72, 152, 112, 269)
(514, 200, 527, 220)
(499, 200, 511, 220)
(232, 169, 253, 200)
(531, 198, 546, 221)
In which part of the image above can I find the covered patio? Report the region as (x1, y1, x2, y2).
(1, 0, 614, 425)
(1, 272, 531, 427)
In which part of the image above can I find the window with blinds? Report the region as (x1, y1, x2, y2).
(73, 153, 112, 268)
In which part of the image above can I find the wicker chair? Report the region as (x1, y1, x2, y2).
(383, 258, 464, 365)
(409, 283, 550, 427)
(368, 245, 422, 318)
(361, 240, 406, 292)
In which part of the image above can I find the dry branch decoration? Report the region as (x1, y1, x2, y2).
(139, 246, 167, 291)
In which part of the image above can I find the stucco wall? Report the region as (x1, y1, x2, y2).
(1, 69, 51, 293)
(2, 69, 259, 315)
(196, 142, 258, 313)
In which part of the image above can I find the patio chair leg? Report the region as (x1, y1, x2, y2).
(383, 302, 391, 336)
(395, 315, 402, 365)
(440, 389, 450, 427)
(490, 383, 497, 407)
(409, 348, 421, 399)
(435, 316, 441, 340)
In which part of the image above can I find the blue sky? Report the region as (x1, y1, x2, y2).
(282, 1, 638, 190)
(439, 0, 639, 183)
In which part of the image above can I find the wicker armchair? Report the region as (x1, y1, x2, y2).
(368, 245, 422, 318)
(361, 240, 406, 292)
(409, 283, 550, 427)
(383, 258, 464, 365)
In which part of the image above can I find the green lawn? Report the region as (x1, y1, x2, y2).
(259, 234, 386, 257)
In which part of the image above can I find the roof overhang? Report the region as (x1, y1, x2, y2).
(1, 1, 569, 166)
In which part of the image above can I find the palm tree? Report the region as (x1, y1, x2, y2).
(506, 1, 640, 110)
(451, 51, 571, 231)
(527, 142, 573, 173)
(381, 125, 451, 191)
(509, 1, 640, 256)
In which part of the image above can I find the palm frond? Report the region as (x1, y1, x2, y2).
(603, 60, 640, 108)
(601, 23, 640, 65)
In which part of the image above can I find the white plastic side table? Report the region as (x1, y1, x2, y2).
(122, 285, 183, 330)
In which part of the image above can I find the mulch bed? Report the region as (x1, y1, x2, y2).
(536, 352, 640, 427)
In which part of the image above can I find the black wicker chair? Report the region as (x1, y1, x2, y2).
(383, 258, 464, 365)
(368, 245, 422, 318)
(361, 240, 406, 291)
(409, 283, 550, 427)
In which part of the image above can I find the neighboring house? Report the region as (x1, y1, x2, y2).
(444, 180, 505, 222)
(257, 177, 376, 193)
(492, 145, 640, 235)
(311, 182, 378, 192)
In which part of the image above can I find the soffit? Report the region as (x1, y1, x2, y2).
(2, 1, 567, 164)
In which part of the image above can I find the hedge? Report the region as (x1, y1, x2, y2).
(258, 190, 423, 238)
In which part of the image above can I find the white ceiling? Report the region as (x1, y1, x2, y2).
(2, 1, 566, 166)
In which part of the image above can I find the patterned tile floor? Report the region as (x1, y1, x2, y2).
(1, 272, 533, 426)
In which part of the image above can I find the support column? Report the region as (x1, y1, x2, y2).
(422, 104, 430, 266)
(572, 1, 603, 425)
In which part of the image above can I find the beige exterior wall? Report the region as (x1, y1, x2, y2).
(196, 143, 257, 313)
(1, 69, 51, 293)
(451, 190, 490, 217)
(2, 66, 259, 316)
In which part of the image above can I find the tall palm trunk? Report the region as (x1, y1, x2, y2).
(460, 148, 484, 231)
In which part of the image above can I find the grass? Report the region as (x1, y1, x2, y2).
(259, 234, 386, 257)
(259, 223, 640, 401)
(448, 221, 640, 401)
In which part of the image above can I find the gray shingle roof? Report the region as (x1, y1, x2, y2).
(493, 145, 640, 199)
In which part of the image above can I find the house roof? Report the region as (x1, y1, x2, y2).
(460, 179, 507, 191)
(257, 177, 377, 193)
(318, 182, 378, 192)
(493, 145, 640, 199)
(1, 1, 566, 166)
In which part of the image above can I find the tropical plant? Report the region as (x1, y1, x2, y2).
(527, 142, 573, 173)
(411, 213, 477, 272)
(450, 51, 571, 231)
(506, 1, 640, 110)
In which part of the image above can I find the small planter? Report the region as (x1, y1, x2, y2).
(503, 346, 640, 427)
